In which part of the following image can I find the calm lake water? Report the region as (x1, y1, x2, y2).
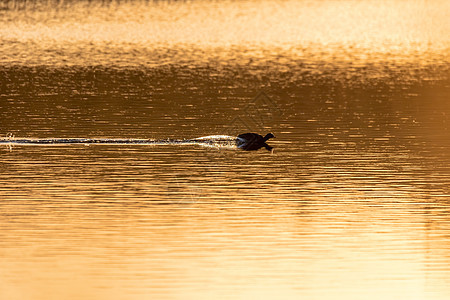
(1, 0, 450, 299)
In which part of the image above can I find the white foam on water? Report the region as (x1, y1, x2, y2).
(190, 135, 238, 149)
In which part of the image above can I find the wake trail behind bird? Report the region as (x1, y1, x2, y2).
(0, 135, 240, 149)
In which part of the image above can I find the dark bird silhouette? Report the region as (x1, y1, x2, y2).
(236, 133, 275, 151)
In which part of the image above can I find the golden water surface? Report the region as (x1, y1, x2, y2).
(0, 0, 449, 299)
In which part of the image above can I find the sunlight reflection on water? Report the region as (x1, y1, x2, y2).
(0, 0, 450, 300)
(0, 0, 449, 67)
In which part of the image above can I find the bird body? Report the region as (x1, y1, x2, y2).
(236, 133, 275, 151)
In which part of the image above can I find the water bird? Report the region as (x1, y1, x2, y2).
(236, 133, 275, 151)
